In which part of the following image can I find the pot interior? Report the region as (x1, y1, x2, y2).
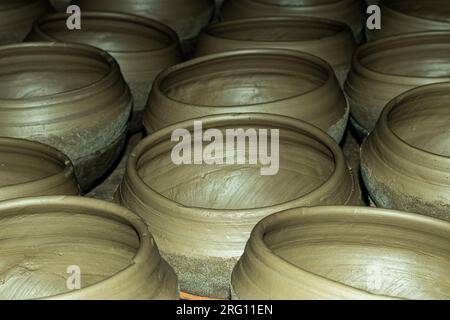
(137, 124, 335, 210)
(255, 0, 335, 6)
(0, 142, 66, 187)
(0, 47, 109, 99)
(359, 36, 450, 78)
(388, 89, 450, 157)
(385, 0, 450, 22)
(161, 54, 328, 107)
(208, 19, 342, 41)
(0, 208, 139, 299)
(263, 214, 450, 299)
(38, 16, 173, 51)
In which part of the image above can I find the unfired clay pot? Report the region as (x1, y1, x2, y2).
(0, 0, 51, 45)
(118, 113, 362, 298)
(0, 43, 132, 190)
(49, 0, 71, 11)
(145, 49, 349, 143)
(361, 82, 450, 222)
(28, 12, 183, 132)
(0, 196, 179, 300)
(0, 137, 79, 201)
(368, 0, 450, 41)
(73, 0, 215, 52)
(196, 17, 356, 86)
(231, 206, 450, 300)
(220, 0, 365, 42)
(345, 32, 450, 137)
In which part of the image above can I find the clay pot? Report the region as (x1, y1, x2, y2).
(220, 0, 365, 42)
(145, 49, 349, 143)
(28, 12, 182, 132)
(0, 137, 79, 201)
(361, 82, 450, 222)
(345, 32, 450, 137)
(368, 0, 450, 41)
(73, 0, 215, 52)
(118, 113, 362, 298)
(231, 206, 450, 300)
(49, 0, 71, 11)
(0, 196, 179, 300)
(196, 17, 356, 86)
(0, 42, 132, 191)
(0, 0, 51, 45)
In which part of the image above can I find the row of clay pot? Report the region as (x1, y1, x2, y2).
(2, 195, 448, 299)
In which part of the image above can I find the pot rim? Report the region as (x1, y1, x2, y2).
(378, 81, 450, 162)
(31, 11, 180, 55)
(0, 42, 121, 106)
(0, 137, 78, 195)
(244, 205, 449, 299)
(233, 0, 357, 10)
(0, 195, 155, 300)
(126, 113, 349, 216)
(152, 48, 334, 108)
(203, 16, 352, 43)
(352, 31, 450, 83)
(382, 0, 450, 25)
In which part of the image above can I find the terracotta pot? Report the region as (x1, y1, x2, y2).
(145, 49, 349, 143)
(28, 12, 182, 132)
(0, 0, 51, 45)
(368, 0, 450, 41)
(231, 206, 450, 300)
(196, 17, 356, 86)
(49, 0, 71, 11)
(0, 137, 79, 201)
(0, 196, 179, 300)
(73, 0, 215, 52)
(0, 42, 132, 190)
(361, 82, 450, 222)
(345, 32, 450, 137)
(220, 0, 365, 42)
(118, 113, 362, 298)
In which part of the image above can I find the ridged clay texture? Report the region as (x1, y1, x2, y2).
(368, 0, 450, 41)
(49, 0, 72, 12)
(0, 0, 51, 45)
(28, 12, 183, 132)
(0, 42, 132, 191)
(73, 0, 215, 52)
(220, 0, 365, 43)
(0, 196, 179, 300)
(345, 31, 450, 137)
(196, 17, 356, 86)
(231, 206, 450, 300)
(0, 137, 79, 201)
(145, 49, 350, 143)
(118, 113, 362, 298)
(361, 82, 450, 222)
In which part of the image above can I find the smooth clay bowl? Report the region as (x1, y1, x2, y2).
(368, 0, 450, 41)
(196, 17, 356, 86)
(118, 113, 362, 298)
(220, 0, 365, 42)
(0, 0, 51, 45)
(28, 12, 183, 132)
(231, 206, 450, 300)
(0, 42, 132, 191)
(0, 196, 179, 300)
(361, 82, 450, 222)
(345, 31, 450, 137)
(0, 137, 79, 201)
(145, 49, 349, 143)
(73, 0, 215, 53)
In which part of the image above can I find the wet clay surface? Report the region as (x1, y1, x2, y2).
(231, 206, 450, 300)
